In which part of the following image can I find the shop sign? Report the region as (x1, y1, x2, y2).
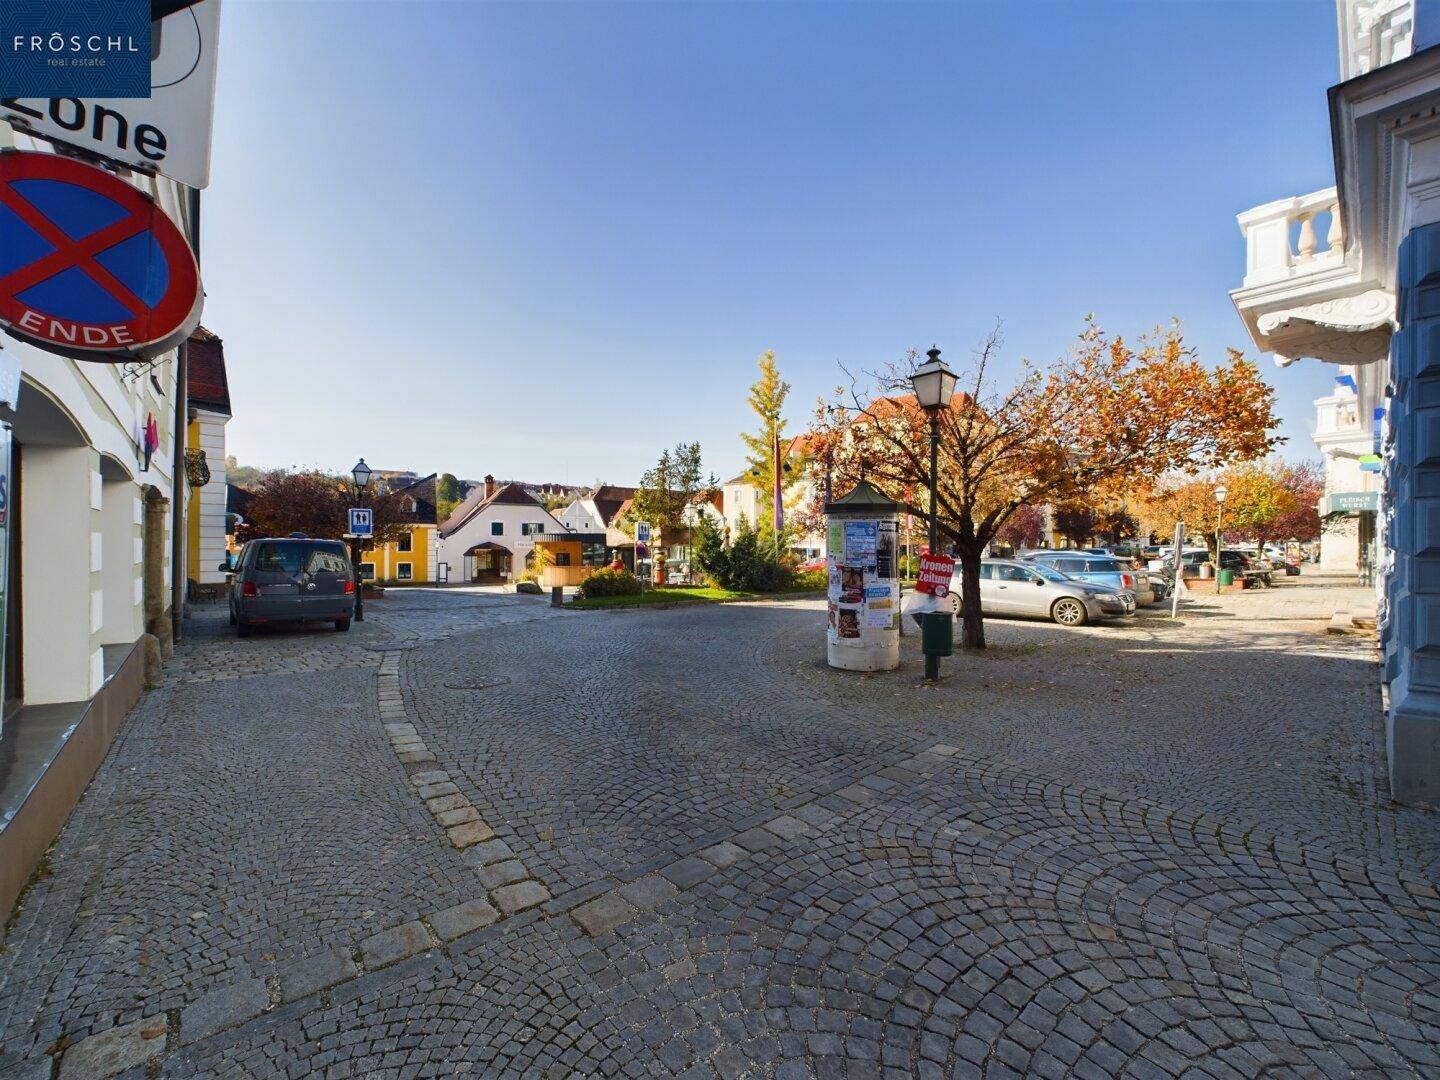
(1326, 491, 1379, 514)
(0, 150, 202, 361)
(2, 0, 222, 189)
(915, 552, 955, 596)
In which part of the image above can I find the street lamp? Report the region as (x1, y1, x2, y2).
(350, 458, 374, 621)
(909, 346, 957, 681)
(1214, 484, 1228, 571)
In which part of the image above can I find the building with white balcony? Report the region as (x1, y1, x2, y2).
(1230, 0, 1440, 804)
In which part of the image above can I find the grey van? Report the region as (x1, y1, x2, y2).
(225, 538, 355, 636)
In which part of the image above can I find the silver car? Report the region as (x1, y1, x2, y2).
(945, 557, 1135, 626)
(1024, 550, 1158, 605)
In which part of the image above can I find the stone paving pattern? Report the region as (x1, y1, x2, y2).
(0, 579, 1437, 1077)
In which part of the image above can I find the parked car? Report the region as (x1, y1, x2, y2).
(1023, 551, 1158, 605)
(944, 558, 1135, 626)
(225, 537, 356, 636)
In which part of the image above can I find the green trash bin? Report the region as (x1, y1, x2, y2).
(921, 611, 954, 657)
(1217, 568, 1235, 587)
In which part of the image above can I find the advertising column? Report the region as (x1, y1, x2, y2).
(824, 482, 900, 672)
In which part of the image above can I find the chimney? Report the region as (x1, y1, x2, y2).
(484, 474, 495, 499)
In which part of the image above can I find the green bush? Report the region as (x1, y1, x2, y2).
(578, 567, 641, 598)
(791, 569, 827, 591)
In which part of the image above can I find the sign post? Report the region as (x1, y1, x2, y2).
(1171, 522, 1185, 620)
(635, 521, 651, 596)
(345, 508, 373, 621)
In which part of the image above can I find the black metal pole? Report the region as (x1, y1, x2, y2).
(926, 412, 940, 681)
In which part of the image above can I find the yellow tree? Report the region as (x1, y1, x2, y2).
(809, 320, 1281, 649)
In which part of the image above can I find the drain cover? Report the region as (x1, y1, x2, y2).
(444, 676, 511, 691)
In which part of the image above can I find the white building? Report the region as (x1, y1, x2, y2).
(0, 118, 200, 919)
(436, 476, 565, 584)
(1229, 0, 1440, 803)
(556, 485, 637, 535)
(720, 437, 825, 560)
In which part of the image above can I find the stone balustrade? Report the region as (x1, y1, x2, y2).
(1237, 188, 1345, 289)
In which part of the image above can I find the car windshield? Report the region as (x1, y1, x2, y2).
(1029, 562, 1069, 582)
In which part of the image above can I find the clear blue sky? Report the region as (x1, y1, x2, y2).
(204, 0, 1343, 486)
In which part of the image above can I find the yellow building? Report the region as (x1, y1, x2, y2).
(183, 328, 232, 597)
(360, 474, 440, 584)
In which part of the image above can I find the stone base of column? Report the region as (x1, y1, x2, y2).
(1389, 683, 1440, 807)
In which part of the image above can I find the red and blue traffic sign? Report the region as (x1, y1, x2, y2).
(0, 150, 201, 361)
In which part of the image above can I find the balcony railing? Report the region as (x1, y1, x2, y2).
(1237, 188, 1345, 289)
(1315, 393, 1363, 437)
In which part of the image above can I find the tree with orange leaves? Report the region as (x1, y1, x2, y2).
(807, 320, 1281, 649)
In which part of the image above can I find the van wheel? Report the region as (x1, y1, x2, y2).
(334, 618, 351, 632)
(1051, 597, 1087, 626)
(236, 620, 252, 638)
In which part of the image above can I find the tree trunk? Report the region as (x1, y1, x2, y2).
(956, 544, 986, 650)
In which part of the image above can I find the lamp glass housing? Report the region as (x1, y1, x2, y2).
(909, 358, 958, 411)
(352, 458, 373, 492)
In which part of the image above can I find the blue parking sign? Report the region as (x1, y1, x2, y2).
(348, 508, 373, 537)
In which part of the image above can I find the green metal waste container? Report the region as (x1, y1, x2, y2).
(921, 611, 954, 657)
(1217, 569, 1235, 586)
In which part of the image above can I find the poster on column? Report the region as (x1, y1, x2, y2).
(843, 521, 877, 568)
(876, 521, 897, 579)
(826, 521, 843, 566)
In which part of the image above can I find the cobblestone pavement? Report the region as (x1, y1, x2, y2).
(2, 579, 1438, 1078)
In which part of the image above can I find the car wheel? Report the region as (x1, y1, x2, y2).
(334, 618, 351, 632)
(1051, 597, 1088, 626)
(946, 591, 961, 615)
(236, 619, 252, 638)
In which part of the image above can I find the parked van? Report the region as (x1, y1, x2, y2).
(225, 538, 356, 636)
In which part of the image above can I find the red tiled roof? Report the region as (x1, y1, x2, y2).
(186, 326, 230, 415)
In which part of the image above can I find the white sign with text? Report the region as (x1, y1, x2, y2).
(2, 0, 221, 189)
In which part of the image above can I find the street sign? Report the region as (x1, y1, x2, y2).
(1, 0, 222, 189)
(0, 151, 202, 360)
(914, 552, 955, 597)
(348, 508, 373, 537)
(635, 521, 652, 544)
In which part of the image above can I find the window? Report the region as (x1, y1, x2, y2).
(306, 550, 349, 575)
(978, 563, 996, 580)
(396, 563, 413, 580)
(582, 541, 608, 566)
(254, 542, 306, 575)
(996, 564, 1032, 582)
(554, 552, 572, 566)
(397, 532, 413, 552)
(1053, 557, 1086, 573)
(491, 521, 504, 536)
(358, 563, 375, 580)
(521, 522, 544, 536)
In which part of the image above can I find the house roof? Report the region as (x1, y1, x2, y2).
(391, 473, 438, 525)
(590, 485, 638, 526)
(439, 481, 552, 537)
(186, 326, 230, 415)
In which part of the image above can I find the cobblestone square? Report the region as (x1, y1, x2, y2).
(1, 581, 1437, 1078)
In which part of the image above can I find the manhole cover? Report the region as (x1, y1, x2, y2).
(444, 676, 511, 691)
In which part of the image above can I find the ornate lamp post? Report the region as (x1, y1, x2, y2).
(1214, 484, 1228, 572)
(351, 457, 373, 621)
(909, 347, 958, 680)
